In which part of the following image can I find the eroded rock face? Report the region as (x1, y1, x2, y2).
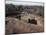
(5, 14, 44, 34)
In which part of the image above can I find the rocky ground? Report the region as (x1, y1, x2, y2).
(5, 14, 44, 35)
(5, 4, 44, 35)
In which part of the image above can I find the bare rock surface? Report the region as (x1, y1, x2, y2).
(6, 14, 44, 34)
